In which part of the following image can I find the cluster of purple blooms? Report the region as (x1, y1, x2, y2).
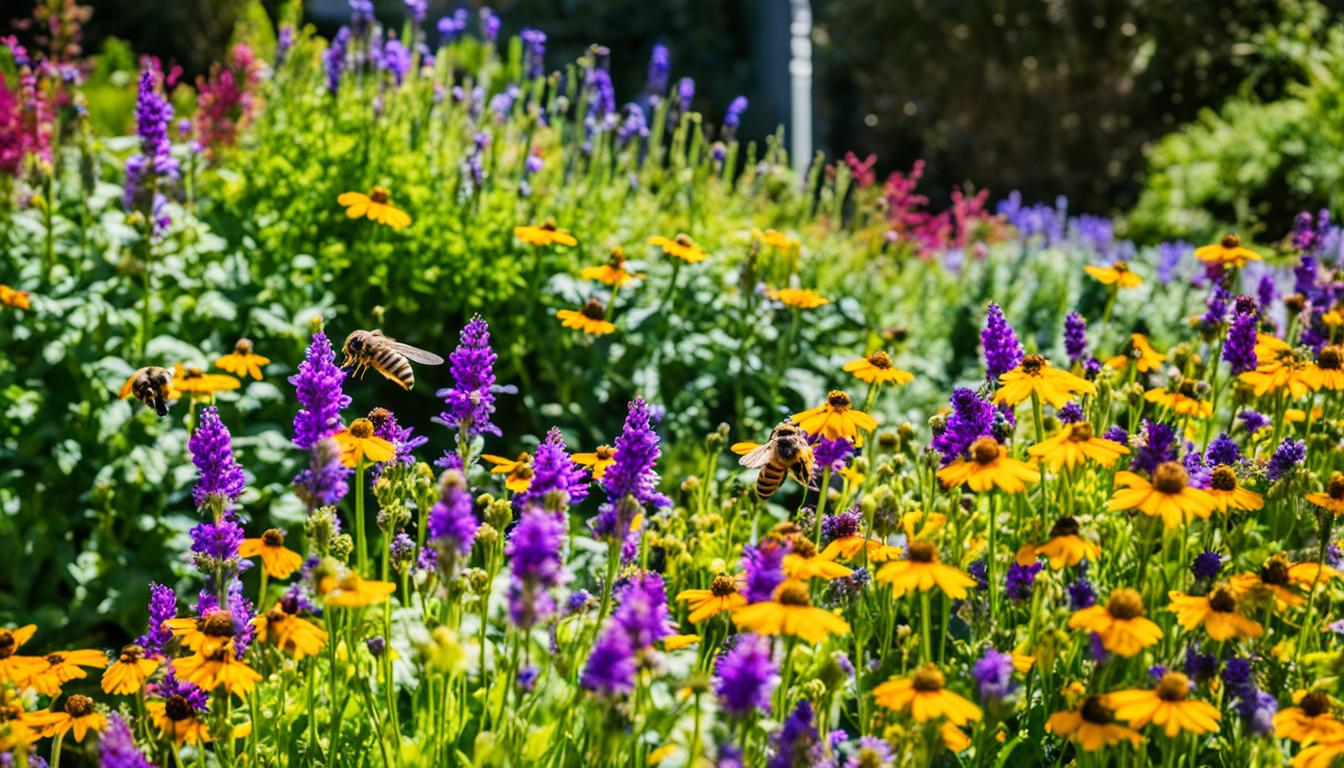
(591, 397, 669, 561)
(580, 573, 672, 695)
(291, 329, 352, 508)
(124, 64, 179, 237)
(436, 315, 501, 445)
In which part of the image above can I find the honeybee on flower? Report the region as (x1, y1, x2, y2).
(338, 186, 412, 229)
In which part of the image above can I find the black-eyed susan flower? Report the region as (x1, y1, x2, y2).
(1105, 672, 1221, 736)
(516, 220, 577, 247)
(170, 365, 241, 398)
(0, 626, 45, 686)
(174, 645, 262, 697)
(338, 186, 412, 229)
(648, 233, 707, 263)
(1028, 421, 1129, 471)
(1047, 696, 1143, 752)
(1020, 516, 1101, 569)
(1084, 261, 1142, 288)
(793, 390, 877, 443)
(753, 228, 798, 250)
(333, 417, 396, 468)
(253, 605, 328, 660)
(1296, 737, 1344, 768)
(842, 350, 914, 385)
(781, 535, 853, 580)
(1312, 344, 1344, 390)
(238, 528, 303, 579)
(676, 574, 747, 623)
(1240, 341, 1319, 399)
(1205, 464, 1263, 513)
(165, 609, 236, 657)
(937, 436, 1038, 494)
(214, 338, 270, 380)
(876, 540, 977, 599)
(1195, 234, 1260, 267)
(820, 535, 902, 564)
(664, 635, 699, 651)
(731, 579, 851, 643)
(319, 570, 397, 608)
(0, 284, 31, 310)
(1144, 383, 1212, 419)
(24, 649, 109, 696)
(1068, 588, 1162, 657)
(580, 247, 641, 286)
(101, 644, 159, 696)
(1166, 586, 1263, 641)
(1108, 462, 1215, 529)
(1228, 554, 1339, 609)
(481, 452, 534, 493)
(1306, 473, 1344, 516)
(557, 299, 616, 335)
(768, 287, 829, 309)
(1106, 333, 1166, 373)
(21, 695, 106, 743)
(572, 445, 616, 480)
(1275, 690, 1344, 745)
(994, 354, 1096, 408)
(145, 674, 211, 745)
(872, 664, 982, 726)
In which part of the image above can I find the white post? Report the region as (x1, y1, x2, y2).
(788, 0, 813, 178)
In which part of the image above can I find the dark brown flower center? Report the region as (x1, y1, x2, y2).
(1208, 587, 1237, 613)
(827, 390, 852, 409)
(0, 705, 19, 721)
(1261, 556, 1290, 586)
(182, 368, 204, 380)
(788, 534, 817, 560)
(1156, 673, 1190, 702)
(119, 644, 144, 663)
(203, 610, 235, 637)
(1021, 354, 1045, 375)
(1210, 465, 1237, 491)
(64, 695, 94, 717)
(911, 665, 946, 692)
(607, 247, 626, 269)
(541, 219, 558, 231)
(1303, 691, 1332, 718)
(969, 436, 1000, 465)
(1049, 516, 1080, 539)
(266, 608, 287, 624)
(1221, 234, 1240, 249)
(0, 630, 14, 659)
(1067, 422, 1094, 442)
(45, 653, 64, 665)
(580, 299, 606, 320)
(164, 694, 193, 720)
(233, 338, 253, 355)
(366, 407, 391, 430)
(710, 574, 738, 597)
(867, 351, 893, 369)
(1153, 462, 1188, 494)
(1112, 261, 1129, 273)
(775, 581, 810, 606)
(262, 528, 285, 547)
(1106, 588, 1145, 620)
(907, 541, 936, 563)
(1319, 345, 1342, 371)
(348, 418, 375, 439)
(514, 465, 535, 481)
(674, 233, 693, 247)
(1080, 695, 1116, 725)
(595, 445, 615, 460)
(1329, 474, 1344, 500)
(369, 186, 390, 204)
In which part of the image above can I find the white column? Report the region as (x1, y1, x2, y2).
(788, 0, 813, 178)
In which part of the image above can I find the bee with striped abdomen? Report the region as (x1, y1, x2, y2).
(341, 330, 444, 390)
(733, 420, 817, 500)
(118, 366, 175, 416)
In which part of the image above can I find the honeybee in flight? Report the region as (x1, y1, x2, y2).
(341, 330, 444, 390)
(118, 366, 175, 416)
(733, 420, 817, 500)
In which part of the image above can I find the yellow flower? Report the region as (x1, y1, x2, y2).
(1296, 737, 1344, 768)
(1205, 465, 1263, 513)
(174, 645, 263, 697)
(580, 247, 641, 286)
(319, 571, 398, 608)
(1166, 586, 1263, 641)
(1240, 341, 1319, 399)
(1275, 690, 1344, 745)
(338, 187, 412, 229)
(147, 696, 210, 745)
(792, 390, 877, 443)
(1028, 421, 1129, 471)
(557, 299, 616, 335)
(101, 645, 159, 696)
(676, 574, 748, 622)
(842, 351, 914, 385)
(516, 220, 578, 247)
(333, 418, 396, 468)
(872, 664, 982, 726)
(820, 536, 902, 564)
(238, 528, 304, 579)
(753, 228, 799, 250)
(648, 743, 680, 765)
(937, 436, 1038, 494)
(481, 452, 534, 493)
(647, 233, 707, 263)
(1084, 261, 1142, 288)
(1107, 462, 1215, 529)
(1105, 672, 1221, 737)
(1068, 588, 1162, 657)
(731, 580, 851, 643)
(1228, 554, 1337, 609)
(1313, 344, 1344, 390)
(0, 625, 45, 686)
(1106, 333, 1166, 373)
(1047, 696, 1144, 752)
(164, 609, 237, 658)
(782, 536, 853, 581)
(170, 365, 241, 397)
(768, 287, 829, 309)
(23, 649, 108, 697)
(664, 635, 699, 651)
(253, 604, 328, 660)
(1307, 473, 1344, 516)
(21, 695, 107, 743)
(1194, 234, 1259, 266)
(214, 338, 270, 380)
(572, 445, 617, 480)
(875, 540, 977, 599)
(994, 354, 1095, 408)
(1020, 516, 1101, 569)
(0, 284, 31, 310)
(1144, 386, 1212, 419)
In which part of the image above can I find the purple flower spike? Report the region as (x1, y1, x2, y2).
(981, 302, 1023, 379)
(189, 406, 246, 511)
(714, 634, 778, 717)
(437, 316, 500, 439)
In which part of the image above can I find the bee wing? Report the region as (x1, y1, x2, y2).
(737, 442, 776, 468)
(386, 341, 445, 366)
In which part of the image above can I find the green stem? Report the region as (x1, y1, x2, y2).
(355, 462, 368, 573)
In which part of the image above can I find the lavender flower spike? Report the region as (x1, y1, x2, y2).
(516, 427, 590, 510)
(981, 302, 1023, 379)
(714, 634, 778, 717)
(189, 406, 246, 511)
(437, 315, 500, 439)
